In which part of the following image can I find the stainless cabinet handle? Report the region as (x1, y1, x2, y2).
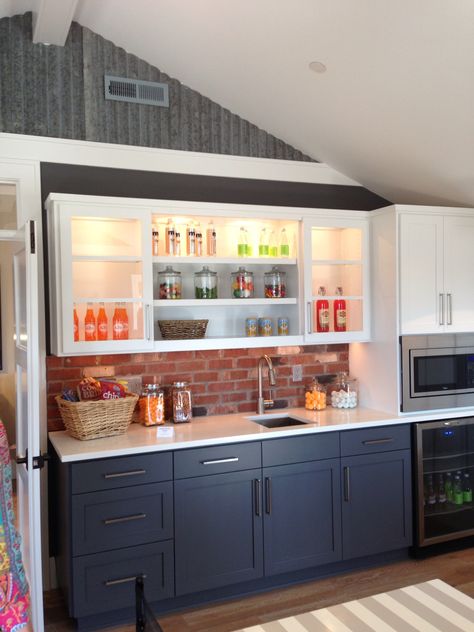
(104, 469, 146, 479)
(145, 304, 151, 340)
(343, 466, 350, 502)
(362, 438, 394, 446)
(104, 513, 146, 525)
(201, 457, 239, 465)
(265, 477, 272, 515)
(439, 293, 444, 325)
(307, 302, 312, 334)
(447, 293, 452, 325)
(105, 573, 147, 587)
(254, 479, 261, 516)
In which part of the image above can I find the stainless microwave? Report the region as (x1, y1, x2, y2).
(401, 334, 474, 412)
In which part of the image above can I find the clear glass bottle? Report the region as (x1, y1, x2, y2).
(329, 371, 358, 408)
(231, 267, 254, 298)
(259, 227, 269, 256)
(194, 266, 218, 299)
(175, 230, 181, 256)
(280, 228, 290, 257)
(195, 223, 203, 256)
(269, 230, 278, 257)
(172, 382, 193, 423)
(139, 383, 165, 426)
(206, 221, 217, 256)
(238, 226, 248, 257)
(305, 378, 326, 410)
(186, 222, 196, 256)
(112, 302, 128, 340)
(264, 266, 286, 298)
(165, 218, 175, 256)
(158, 265, 182, 299)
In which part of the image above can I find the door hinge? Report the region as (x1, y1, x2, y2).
(30, 220, 36, 254)
(16, 449, 50, 470)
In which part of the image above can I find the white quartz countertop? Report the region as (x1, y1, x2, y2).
(49, 405, 474, 463)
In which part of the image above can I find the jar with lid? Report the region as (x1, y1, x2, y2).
(305, 378, 326, 410)
(264, 266, 286, 298)
(158, 265, 182, 299)
(329, 372, 358, 408)
(139, 384, 165, 426)
(172, 382, 193, 423)
(194, 266, 218, 299)
(231, 267, 254, 298)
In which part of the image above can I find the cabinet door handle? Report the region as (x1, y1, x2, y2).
(343, 466, 350, 502)
(104, 573, 147, 587)
(104, 513, 146, 525)
(439, 293, 444, 325)
(201, 457, 239, 465)
(145, 304, 151, 340)
(362, 438, 394, 446)
(447, 293, 452, 325)
(104, 469, 146, 479)
(307, 302, 312, 334)
(254, 479, 261, 516)
(265, 477, 272, 515)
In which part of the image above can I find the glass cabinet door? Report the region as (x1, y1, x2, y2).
(303, 218, 370, 343)
(416, 418, 474, 546)
(56, 203, 154, 354)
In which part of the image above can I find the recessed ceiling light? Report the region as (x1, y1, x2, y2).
(309, 61, 327, 74)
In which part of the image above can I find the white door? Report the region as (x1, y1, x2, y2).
(443, 215, 474, 333)
(13, 220, 44, 631)
(399, 213, 444, 334)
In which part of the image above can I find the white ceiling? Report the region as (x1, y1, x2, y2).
(2, 0, 474, 206)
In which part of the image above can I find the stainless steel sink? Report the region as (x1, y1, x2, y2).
(249, 415, 307, 428)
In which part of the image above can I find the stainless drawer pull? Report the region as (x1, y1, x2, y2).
(105, 573, 147, 587)
(104, 513, 146, 525)
(201, 457, 239, 465)
(362, 438, 394, 446)
(104, 469, 146, 479)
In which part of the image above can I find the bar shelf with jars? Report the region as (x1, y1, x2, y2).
(303, 217, 370, 343)
(415, 418, 474, 547)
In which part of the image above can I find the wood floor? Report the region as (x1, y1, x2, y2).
(44, 546, 474, 632)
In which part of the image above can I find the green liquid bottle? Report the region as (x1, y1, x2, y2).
(280, 227, 290, 257)
(463, 472, 472, 503)
(238, 226, 248, 257)
(453, 475, 464, 505)
(259, 227, 269, 256)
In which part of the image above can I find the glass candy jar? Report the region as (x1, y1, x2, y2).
(139, 384, 165, 426)
(231, 267, 254, 298)
(305, 378, 326, 411)
(172, 382, 193, 423)
(329, 372, 358, 409)
(264, 266, 286, 298)
(194, 266, 218, 299)
(158, 265, 182, 299)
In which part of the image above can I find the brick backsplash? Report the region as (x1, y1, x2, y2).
(47, 344, 349, 431)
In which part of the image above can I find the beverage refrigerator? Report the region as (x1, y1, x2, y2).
(414, 418, 474, 546)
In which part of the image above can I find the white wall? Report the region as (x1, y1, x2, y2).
(0, 240, 15, 444)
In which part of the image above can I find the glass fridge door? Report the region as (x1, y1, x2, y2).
(416, 418, 474, 546)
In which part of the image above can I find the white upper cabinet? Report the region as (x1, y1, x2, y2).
(399, 210, 474, 335)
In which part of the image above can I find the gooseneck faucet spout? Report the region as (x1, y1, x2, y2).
(257, 355, 276, 414)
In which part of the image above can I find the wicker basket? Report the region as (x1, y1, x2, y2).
(55, 394, 139, 441)
(158, 319, 208, 340)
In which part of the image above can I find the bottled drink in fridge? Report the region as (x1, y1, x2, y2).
(84, 303, 96, 341)
(463, 472, 472, 503)
(437, 473, 447, 505)
(315, 286, 329, 332)
(97, 302, 108, 341)
(279, 228, 290, 257)
(445, 472, 453, 503)
(453, 474, 464, 505)
(73, 304, 79, 342)
(426, 475, 436, 506)
(206, 221, 217, 256)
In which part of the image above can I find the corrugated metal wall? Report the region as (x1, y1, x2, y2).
(0, 12, 314, 161)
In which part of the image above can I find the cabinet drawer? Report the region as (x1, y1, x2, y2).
(174, 442, 261, 479)
(71, 540, 174, 618)
(72, 482, 173, 556)
(340, 425, 410, 457)
(71, 452, 172, 494)
(262, 432, 339, 467)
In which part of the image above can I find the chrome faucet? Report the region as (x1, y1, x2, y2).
(257, 355, 276, 414)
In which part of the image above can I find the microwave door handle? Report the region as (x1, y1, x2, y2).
(439, 293, 444, 326)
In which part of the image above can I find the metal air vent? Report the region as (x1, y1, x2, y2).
(104, 75, 169, 107)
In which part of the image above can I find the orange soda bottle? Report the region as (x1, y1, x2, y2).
(84, 303, 96, 341)
(73, 304, 79, 342)
(97, 302, 108, 340)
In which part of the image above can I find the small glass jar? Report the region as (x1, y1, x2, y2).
(329, 372, 358, 409)
(194, 266, 218, 299)
(139, 384, 165, 426)
(264, 266, 286, 298)
(305, 378, 326, 410)
(158, 265, 182, 299)
(172, 382, 193, 423)
(231, 267, 254, 298)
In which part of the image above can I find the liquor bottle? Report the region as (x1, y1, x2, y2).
(259, 227, 269, 257)
(334, 286, 347, 332)
(97, 302, 108, 341)
(427, 475, 436, 506)
(238, 226, 248, 257)
(316, 286, 329, 332)
(195, 223, 203, 256)
(186, 222, 196, 256)
(463, 472, 472, 503)
(445, 472, 453, 503)
(206, 221, 217, 256)
(269, 230, 278, 257)
(84, 303, 96, 341)
(166, 218, 175, 256)
(73, 304, 79, 342)
(152, 224, 159, 256)
(437, 473, 447, 505)
(279, 228, 290, 257)
(175, 230, 181, 256)
(453, 474, 464, 505)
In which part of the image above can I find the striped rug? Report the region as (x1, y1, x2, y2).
(238, 579, 474, 632)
